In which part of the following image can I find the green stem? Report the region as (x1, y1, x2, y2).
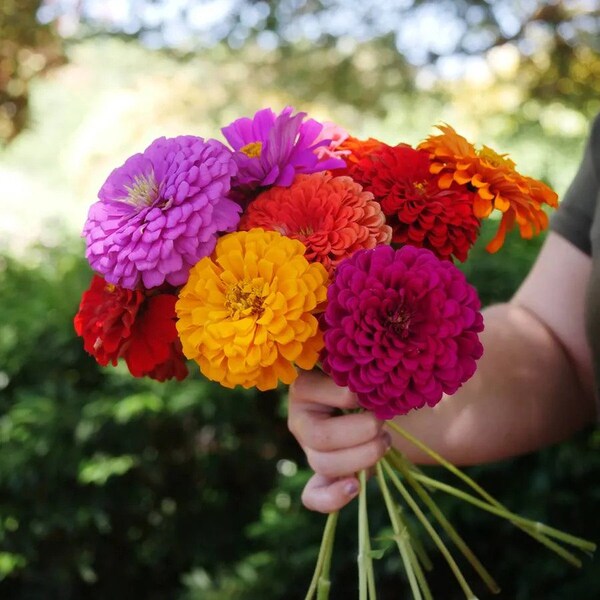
(305, 511, 339, 600)
(387, 421, 596, 555)
(386, 421, 513, 508)
(407, 471, 584, 568)
(382, 458, 478, 600)
(405, 516, 434, 573)
(357, 470, 377, 600)
(375, 462, 432, 600)
(387, 449, 500, 595)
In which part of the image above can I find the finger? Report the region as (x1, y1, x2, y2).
(305, 432, 392, 479)
(301, 473, 360, 513)
(290, 370, 359, 412)
(291, 410, 384, 452)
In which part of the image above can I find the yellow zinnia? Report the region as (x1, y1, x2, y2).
(175, 228, 328, 390)
(418, 124, 558, 253)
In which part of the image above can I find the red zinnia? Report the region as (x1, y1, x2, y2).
(238, 173, 392, 275)
(349, 144, 480, 262)
(74, 275, 187, 381)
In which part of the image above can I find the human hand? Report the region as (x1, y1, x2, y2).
(288, 369, 392, 513)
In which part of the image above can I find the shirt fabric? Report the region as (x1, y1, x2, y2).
(550, 113, 600, 408)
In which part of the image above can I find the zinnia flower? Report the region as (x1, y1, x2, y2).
(333, 135, 387, 176)
(238, 173, 392, 275)
(312, 121, 351, 160)
(321, 245, 484, 419)
(83, 135, 241, 290)
(221, 106, 346, 191)
(348, 144, 480, 262)
(74, 275, 188, 381)
(176, 229, 328, 390)
(418, 125, 558, 253)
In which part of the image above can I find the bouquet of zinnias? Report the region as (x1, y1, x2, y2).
(75, 107, 595, 599)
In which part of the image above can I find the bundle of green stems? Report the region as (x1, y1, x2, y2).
(304, 421, 596, 600)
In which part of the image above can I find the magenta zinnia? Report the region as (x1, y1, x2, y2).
(321, 245, 484, 419)
(221, 106, 346, 192)
(83, 136, 241, 290)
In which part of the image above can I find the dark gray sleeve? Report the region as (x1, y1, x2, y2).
(550, 114, 600, 256)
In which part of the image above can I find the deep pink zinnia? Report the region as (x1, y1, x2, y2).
(321, 245, 484, 419)
(221, 106, 346, 192)
(83, 136, 241, 290)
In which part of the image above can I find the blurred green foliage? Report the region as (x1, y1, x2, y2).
(0, 225, 598, 599)
(0, 240, 299, 598)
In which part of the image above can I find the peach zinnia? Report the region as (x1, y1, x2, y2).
(418, 125, 558, 253)
(239, 173, 392, 275)
(175, 229, 328, 390)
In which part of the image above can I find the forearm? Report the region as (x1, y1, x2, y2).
(388, 302, 596, 465)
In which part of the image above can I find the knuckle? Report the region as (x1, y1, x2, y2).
(306, 426, 330, 452)
(339, 388, 358, 409)
(287, 412, 300, 438)
(287, 413, 312, 445)
(306, 450, 335, 478)
(291, 415, 335, 452)
(290, 370, 318, 399)
(305, 449, 321, 474)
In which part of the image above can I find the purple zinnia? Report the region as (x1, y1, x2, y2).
(221, 106, 346, 191)
(321, 245, 484, 419)
(83, 136, 241, 290)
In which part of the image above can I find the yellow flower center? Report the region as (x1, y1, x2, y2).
(240, 141, 263, 158)
(477, 146, 515, 170)
(105, 283, 116, 293)
(123, 173, 159, 208)
(298, 225, 314, 236)
(413, 181, 427, 194)
(225, 281, 265, 320)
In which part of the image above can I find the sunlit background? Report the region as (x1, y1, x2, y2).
(1, 1, 599, 598)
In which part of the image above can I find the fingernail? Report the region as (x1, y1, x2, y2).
(344, 481, 359, 497)
(383, 432, 392, 450)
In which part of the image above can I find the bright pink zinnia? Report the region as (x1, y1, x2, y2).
(321, 245, 484, 419)
(221, 106, 346, 191)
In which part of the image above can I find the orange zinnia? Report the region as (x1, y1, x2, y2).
(334, 136, 387, 175)
(418, 125, 558, 252)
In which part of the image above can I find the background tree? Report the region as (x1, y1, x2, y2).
(0, 0, 64, 144)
